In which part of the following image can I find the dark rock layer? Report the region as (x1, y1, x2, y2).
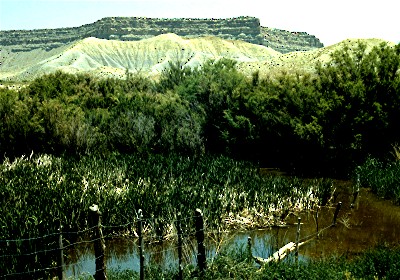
(0, 16, 323, 53)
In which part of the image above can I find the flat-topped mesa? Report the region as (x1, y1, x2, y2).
(0, 16, 323, 53)
(94, 16, 263, 44)
(262, 27, 324, 52)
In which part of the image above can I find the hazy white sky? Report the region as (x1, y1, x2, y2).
(0, 0, 398, 46)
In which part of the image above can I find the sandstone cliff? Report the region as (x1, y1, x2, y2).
(0, 16, 323, 53)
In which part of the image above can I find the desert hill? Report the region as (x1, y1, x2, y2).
(240, 38, 396, 76)
(0, 16, 326, 82)
(0, 34, 392, 82)
(0, 34, 280, 81)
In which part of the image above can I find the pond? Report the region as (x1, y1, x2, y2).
(65, 183, 400, 277)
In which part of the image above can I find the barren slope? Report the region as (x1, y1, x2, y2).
(0, 34, 279, 81)
(0, 35, 393, 82)
(240, 38, 395, 77)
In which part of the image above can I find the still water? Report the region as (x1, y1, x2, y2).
(66, 185, 400, 277)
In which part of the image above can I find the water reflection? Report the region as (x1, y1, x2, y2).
(300, 187, 400, 258)
(66, 186, 400, 277)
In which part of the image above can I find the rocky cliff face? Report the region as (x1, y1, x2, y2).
(0, 16, 323, 53)
(261, 27, 324, 52)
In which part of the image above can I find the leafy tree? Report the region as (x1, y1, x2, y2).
(316, 41, 400, 167)
(176, 58, 251, 154)
(156, 60, 193, 92)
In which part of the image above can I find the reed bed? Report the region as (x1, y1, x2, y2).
(1, 153, 333, 240)
(356, 157, 400, 204)
(0, 152, 334, 278)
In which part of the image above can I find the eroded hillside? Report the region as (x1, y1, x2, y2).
(0, 34, 391, 82)
(1, 34, 280, 81)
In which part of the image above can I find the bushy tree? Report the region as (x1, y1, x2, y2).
(2, 43, 399, 176)
(0, 88, 33, 157)
(316, 41, 400, 167)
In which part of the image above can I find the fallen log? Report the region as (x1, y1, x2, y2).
(254, 240, 310, 265)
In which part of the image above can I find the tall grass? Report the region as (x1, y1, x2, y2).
(356, 157, 400, 204)
(0, 153, 333, 278)
(1, 153, 331, 239)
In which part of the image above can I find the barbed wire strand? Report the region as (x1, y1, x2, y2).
(102, 221, 135, 229)
(63, 237, 103, 250)
(298, 224, 333, 244)
(0, 209, 341, 278)
(0, 236, 103, 259)
(0, 225, 98, 243)
(0, 254, 105, 279)
(0, 214, 203, 244)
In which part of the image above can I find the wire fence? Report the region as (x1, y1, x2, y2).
(0, 203, 343, 279)
(0, 207, 205, 279)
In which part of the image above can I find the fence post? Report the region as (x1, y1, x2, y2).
(57, 221, 66, 280)
(332, 202, 342, 226)
(247, 236, 252, 262)
(295, 217, 301, 262)
(351, 174, 360, 209)
(138, 209, 144, 280)
(315, 206, 319, 239)
(176, 212, 183, 280)
(89, 204, 107, 280)
(194, 208, 206, 274)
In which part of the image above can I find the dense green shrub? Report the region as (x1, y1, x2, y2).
(1, 42, 400, 174)
(356, 157, 400, 203)
(316, 42, 400, 169)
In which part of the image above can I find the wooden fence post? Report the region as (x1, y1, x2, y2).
(57, 221, 66, 280)
(138, 209, 144, 280)
(315, 206, 319, 239)
(295, 217, 301, 262)
(89, 204, 107, 280)
(332, 202, 342, 226)
(194, 208, 206, 274)
(176, 212, 183, 280)
(351, 174, 360, 209)
(247, 236, 252, 262)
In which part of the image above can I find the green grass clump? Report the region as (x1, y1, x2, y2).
(356, 157, 400, 204)
(88, 245, 400, 280)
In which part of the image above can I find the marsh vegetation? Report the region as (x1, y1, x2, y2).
(1, 41, 400, 278)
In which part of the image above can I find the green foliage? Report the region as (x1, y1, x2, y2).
(1, 42, 400, 174)
(0, 152, 330, 247)
(3, 47, 400, 277)
(316, 42, 400, 168)
(204, 244, 399, 280)
(92, 245, 400, 280)
(356, 157, 400, 203)
(353, 245, 400, 279)
(156, 60, 194, 92)
(0, 153, 329, 277)
(174, 58, 250, 154)
(249, 72, 323, 170)
(0, 87, 42, 157)
(1, 69, 205, 157)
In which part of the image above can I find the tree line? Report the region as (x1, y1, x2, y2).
(1, 41, 399, 176)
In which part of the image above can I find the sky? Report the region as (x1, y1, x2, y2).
(0, 0, 398, 46)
